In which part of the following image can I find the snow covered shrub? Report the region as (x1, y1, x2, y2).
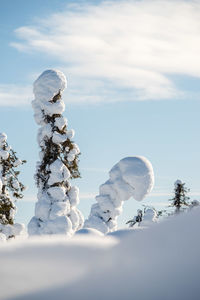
(170, 180, 190, 214)
(126, 206, 158, 228)
(28, 70, 83, 236)
(0, 133, 26, 239)
(126, 209, 143, 228)
(85, 156, 154, 234)
(190, 199, 200, 209)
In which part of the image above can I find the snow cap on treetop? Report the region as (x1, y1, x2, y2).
(0, 133, 7, 143)
(109, 156, 154, 201)
(33, 70, 67, 102)
(174, 179, 182, 187)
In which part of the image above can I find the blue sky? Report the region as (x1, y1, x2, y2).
(0, 0, 200, 227)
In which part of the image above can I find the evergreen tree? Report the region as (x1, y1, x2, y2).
(85, 156, 154, 234)
(169, 180, 190, 213)
(0, 133, 26, 239)
(28, 70, 84, 236)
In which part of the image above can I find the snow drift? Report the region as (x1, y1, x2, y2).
(0, 207, 200, 300)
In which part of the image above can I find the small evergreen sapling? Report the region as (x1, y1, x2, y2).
(0, 133, 26, 239)
(169, 180, 190, 214)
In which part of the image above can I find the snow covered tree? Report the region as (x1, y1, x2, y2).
(169, 180, 190, 214)
(28, 70, 84, 236)
(85, 156, 154, 234)
(0, 133, 26, 239)
(126, 209, 143, 228)
(126, 206, 159, 228)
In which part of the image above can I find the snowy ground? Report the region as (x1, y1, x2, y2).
(0, 207, 200, 300)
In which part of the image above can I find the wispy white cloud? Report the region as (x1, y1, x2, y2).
(22, 192, 96, 202)
(10, 0, 200, 104)
(79, 192, 96, 199)
(81, 167, 107, 173)
(150, 191, 200, 197)
(150, 192, 172, 197)
(0, 84, 32, 106)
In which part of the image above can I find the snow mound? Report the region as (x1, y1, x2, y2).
(0, 223, 26, 240)
(75, 228, 104, 237)
(85, 156, 154, 234)
(142, 208, 157, 226)
(1, 208, 200, 300)
(190, 200, 200, 207)
(0, 233, 6, 242)
(33, 69, 66, 102)
(107, 228, 135, 239)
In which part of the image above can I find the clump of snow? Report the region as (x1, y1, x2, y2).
(85, 156, 154, 234)
(142, 208, 158, 226)
(174, 179, 182, 187)
(0, 232, 6, 242)
(0, 223, 26, 240)
(33, 69, 66, 102)
(190, 199, 200, 208)
(32, 70, 67, 125)
(0, 133, 7, 144)
(109, 156, 154, 201)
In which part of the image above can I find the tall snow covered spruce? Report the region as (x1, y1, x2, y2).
(85, 156, 154, 234)
(0, 133, 26, 239)
(28, 70, 83, 236)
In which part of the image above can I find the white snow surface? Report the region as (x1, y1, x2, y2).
(75, 228, 104, 237)
(0, 208, 200, 300)
(85, 156, 154, 233)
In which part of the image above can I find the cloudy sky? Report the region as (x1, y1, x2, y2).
(1, 0, 200, 226)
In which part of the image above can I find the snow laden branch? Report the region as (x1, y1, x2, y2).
(0, 133, 26, 240)
(28, 70, 83, 236)
(85, 156, 154, 234)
